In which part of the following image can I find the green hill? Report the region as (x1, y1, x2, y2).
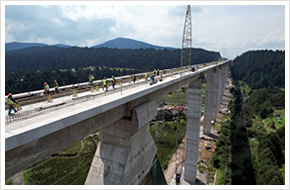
(231, 50, 285, 89)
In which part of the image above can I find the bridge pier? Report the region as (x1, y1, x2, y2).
(184, 76, 203, 184)
(217, 65, 228, 113)
(184, 65, 229, 183)
(85, 101, 157, 185)
(203, 68, 221, 135)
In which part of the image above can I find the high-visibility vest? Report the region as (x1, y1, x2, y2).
(112, 78, 116, 84)
(103, 79, 107, 85)
(44, 85, 49, 91)
(145, 73, 148, 77)
(54, 82, 58, 88)
(6, 97, 13, 105)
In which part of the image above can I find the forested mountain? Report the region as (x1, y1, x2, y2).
(5, 42, 48, 51)
(5, 37, 172, 52)
(5, 47, 221, 72)
(5, 46, 221, 94)
(5, 42, 72, 51)
(231, 50, 285, 89)
(93, 37, 175, 50)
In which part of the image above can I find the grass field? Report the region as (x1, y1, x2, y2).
(157, 87, 188, 106)
(22, 133, 99, 185)
(150, 119, 186, 171)
(257, 108, 285, 132)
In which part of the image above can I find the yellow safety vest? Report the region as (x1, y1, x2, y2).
(6, 97, 13, 105)
(103, 79, 107, 85)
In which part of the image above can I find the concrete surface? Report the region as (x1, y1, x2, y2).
(5, 60, 231, 179)
(184, 77, 203, 183)
(85, 101, 157, 185)
(203, 69, 220, 135)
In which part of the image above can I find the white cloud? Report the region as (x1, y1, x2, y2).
(4, 5, 285, 59)
(60, 5, 114, 21)
(26, 33, 59, 45)
(53, 18, 63, 26)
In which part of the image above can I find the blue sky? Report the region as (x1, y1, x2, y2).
(5, 4, 285, 59)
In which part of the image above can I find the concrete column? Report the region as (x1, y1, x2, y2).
(184, 77, 203, 184)
(217, 66, 225, 112)
(203, 69, 220, 135)
(85, 101, 157, 185)
(217, 65, 229, 112)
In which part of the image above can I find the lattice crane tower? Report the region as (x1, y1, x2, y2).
(175, 5, 192, 183)
(181, 5, 192, 68)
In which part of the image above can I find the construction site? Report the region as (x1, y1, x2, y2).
(5, 5, 232, 185)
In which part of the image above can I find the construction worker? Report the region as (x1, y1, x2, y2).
(89, 74, 94, 83)
(6, 93, 17, 115)
(150, 73, 156, 85)
(145, 72, 148, 81)
(44, 82, 49, 95)
(54, 80, 59, 94)
(103, 77, 108, 91)
(157, 69, 160, 76)
(163, 69, 167, 74)
(112, 76, 116, 89)
(132, 74, 136, 84)
(159, 73, 163, 81)
(154, 69, 157, 74)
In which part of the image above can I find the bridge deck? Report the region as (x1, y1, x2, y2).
(5, 70, 186, 150)
(5, 62, 226, 152)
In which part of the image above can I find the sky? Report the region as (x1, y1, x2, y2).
(4, 4, 286, 59)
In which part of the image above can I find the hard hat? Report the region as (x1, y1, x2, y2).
(54, 80, 57, 83)
(104, 77, 106, 79)
(8, 93, 12, 96)
(44, 82, 47, 85)
(112, 75, 114, 78)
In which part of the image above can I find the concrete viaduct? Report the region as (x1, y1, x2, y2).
(5, 60, 230, 185)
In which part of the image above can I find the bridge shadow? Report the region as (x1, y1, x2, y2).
(229, 86, 256, 185)
(204, 133, 218, 139)
(194, 178, 206, 185)
(230, 116, 256, 184)
(183, 178, 205, 185)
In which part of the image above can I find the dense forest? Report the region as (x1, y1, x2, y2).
(212, 49, 285, 184)
(232, 50, 285, 119)
(231, 50, 285, 89)
(5, 47, 221, 94)
(6, 47, 221, 72)
(212, 83, 284, 185)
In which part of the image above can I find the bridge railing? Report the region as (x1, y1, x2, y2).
(4, 63, 212, 104)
